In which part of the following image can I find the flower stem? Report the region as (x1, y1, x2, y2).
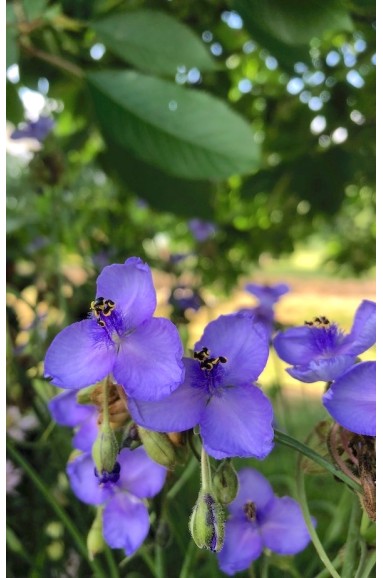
(200, 447, 212, 492)
(155, 544, 165, 578)
(275, 429, 362, 494)
(341, 495, 362, 578)
(104, 546, 120, 578)
(7, 439, 107, 577)
(296, 453, 341, 578)
(357, 551, 376, 578)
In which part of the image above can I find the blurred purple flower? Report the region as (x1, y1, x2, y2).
(48, 391, 98, 452)
(11, 116, 55, 142)
(129, 314, 274, 459)
(273, 300, 376, 382)
(245, 283, 290, 308)
(44, 257, 184, 401)
(67, 447, 166, 556)
(6, 406, 38, 442)
(6, 460, 23, 494)
(238, 283, 290, 338)
(218, 468, 312, 575)
(169, 285, 204, 314)
(323, 361, 376, 436)
(188, 219, 217, 242)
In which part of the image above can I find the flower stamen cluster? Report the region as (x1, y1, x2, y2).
(194, 347, 228, 371)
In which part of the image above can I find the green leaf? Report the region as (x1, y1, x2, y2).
(87, 70, 259, 180)
(237, 0, 353, 47)
(22, 0, 48, 21)
(90, 9, 217, 75)
(101, 138, 214, 219)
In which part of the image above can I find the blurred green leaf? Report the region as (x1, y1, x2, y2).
(22, 0, 48, 21)
(87, 70, 260, 180)
(237, 0, 353, 46)
(6, 5, 19, 69)
(90, 9, 217, 75)
(101, 139, 214, 218)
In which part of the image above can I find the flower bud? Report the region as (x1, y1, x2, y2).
(213, 460, 239, 505)
(137, 426, 177, 469)
(92, 424, 119, 475)
(87, 508, 105, 561)
(189, 490, 225, 552)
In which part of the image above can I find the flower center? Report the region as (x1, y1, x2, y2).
(194, 347, 227, 372)
(90, 297, 116, 327)
(243, 501, 257, 523)
(304, 316, 330, 328)
(94, 461, 121, 486)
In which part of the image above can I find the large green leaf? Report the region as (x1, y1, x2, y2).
(90, 9, 217, 75)
(236, 0, 353, 47)
(87, 70, 260, 180)
(101, 139, 214, 219)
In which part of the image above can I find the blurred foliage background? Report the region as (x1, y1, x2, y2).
(6, 0, 375, 576)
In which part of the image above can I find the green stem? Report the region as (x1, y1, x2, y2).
(355, 541, 368, 578)
(275, 430, 362, 493)
(200, 447, 212, 492)
(357, 551, 376, 578)
(296, 453, 341, 578)
(7, 439, 106, 577)
(313, 553, 343, 578)
(167, 458, 197, 500)
(155, 545, 165, 578)
(341, 496, 362, 578)
(104, 546, 120, 578)
(260, 556, 269, 578)
(179, 540, 197, 578)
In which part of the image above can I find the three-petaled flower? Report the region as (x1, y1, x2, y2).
(218, 468, 312, 575)
(273, 300, 376, 382)
(44, 257, 185, 401)
(67, 447, 167, 556)
(129, 314, 274, 459)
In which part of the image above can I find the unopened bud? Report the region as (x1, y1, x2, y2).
(92, 424, 119, 475)
(87, 508, 105, 560)
(137, 426, 177, 469)
(189, 490, 225, 552)
(213, 460, 239, 505)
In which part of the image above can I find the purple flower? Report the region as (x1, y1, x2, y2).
(44, 257, 184, 401)
(11, 116, 55, 142)
(238, 283, 290, 338)
(48, 391, 98, 452)
(218, 468, 312, 575)
(323, 361, 376, 436)
(67, 447, 167, 556)
(245, 283, 290, 308)
(273, 300, 376, 382)
(169, 285, 204, 314)
(188, 219, 217, 242)
(128, 314, 274, 459)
